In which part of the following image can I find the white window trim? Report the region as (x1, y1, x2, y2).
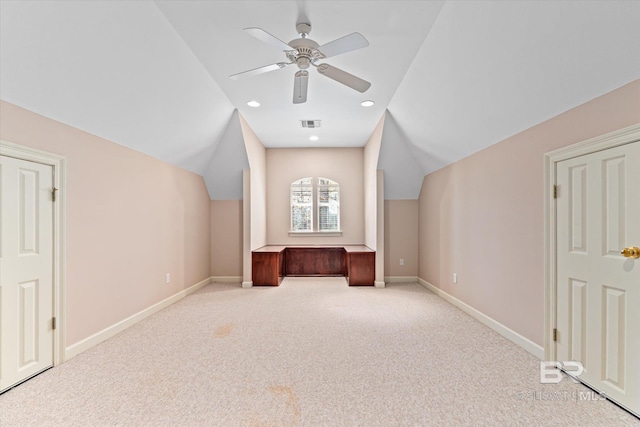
(288, 231, 343, 237)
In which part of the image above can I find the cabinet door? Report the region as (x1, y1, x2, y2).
(252, 252, 281, 286)
(347, 252, 375, 286)
(285, 248, 345, 276)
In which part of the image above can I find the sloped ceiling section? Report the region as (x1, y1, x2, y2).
(387, 0, 640, 177)
(0, 0, 234, 174)
(2, 0, 639, 189)
(377, 111, 427, 200)
(155, 0, 445, 149)
(204, 110, 250, 200)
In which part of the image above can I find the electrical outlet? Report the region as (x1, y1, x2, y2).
(165, 273, 171, 284)
(453, 273, 457, 284)
(399, 259, 404, 266)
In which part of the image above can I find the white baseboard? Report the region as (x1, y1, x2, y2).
(65, 276, 213, 361)
(374, 281, 386, 288)
(418, 278, 544, 360)
(384, 276, 418, 283)
(242, 281, 253, 288)
(212, 276, 242, 283)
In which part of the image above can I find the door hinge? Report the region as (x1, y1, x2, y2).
(553, 185, 558, 199)
(52, 187, 58, 202)
(52, 317, 57, 330)
(553, 328, 558, 342)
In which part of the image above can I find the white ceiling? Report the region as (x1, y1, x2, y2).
(154, 0, 444, 149)
(1, 1, 639, 198)
(388, 0, 640, 175)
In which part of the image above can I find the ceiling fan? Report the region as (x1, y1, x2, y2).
(229, 22, 371, 104)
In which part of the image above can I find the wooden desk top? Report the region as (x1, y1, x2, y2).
(253, 245, 374, 253)
(252, 245, 286, 253)
(342, 245, 375, 253)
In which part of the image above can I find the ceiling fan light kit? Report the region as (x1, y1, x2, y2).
(230, 22, 371, 104)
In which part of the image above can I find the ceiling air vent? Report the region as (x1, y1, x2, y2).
(300, 120, 322, 128)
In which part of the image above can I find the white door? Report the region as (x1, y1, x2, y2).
(556, 141, 640, 415)
(0, 155, 54, 393)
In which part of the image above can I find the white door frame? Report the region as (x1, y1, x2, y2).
(1, 140, 67, 366)
(543, 123, 640, 361)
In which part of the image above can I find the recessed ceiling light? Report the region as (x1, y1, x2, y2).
(360, 100, 375, 107)
(309, 135, 319, 141)
(247, 100, 260, 107)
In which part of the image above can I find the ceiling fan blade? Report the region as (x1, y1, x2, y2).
(244, 27, 292, 51)
(318, 32, 369, 58)
(316, 64, 371, 93)
(293, 70, 309, 104)
(229, 62, 289, 80)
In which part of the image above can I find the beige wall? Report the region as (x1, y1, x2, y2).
(365, 116, 386, 285)
(418, 79, 640, 346)
(210, 200, 243, 277)
(265, 147, 364, 245)
(364, 115, 385, 250)
(239, 115, 267, 251)
(385, 200, 419, 277)
(375, 170, 385, 284)
(0, 100, 211, 347)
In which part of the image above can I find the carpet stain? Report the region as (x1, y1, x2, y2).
(214, 323, 234, 338)
(269, 385, 301, 424)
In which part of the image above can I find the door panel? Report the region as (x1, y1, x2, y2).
(602, 285, 625, 391)
(569, 278, 586, 363)
(0, 156, 54, 393)
(19, 168, 40, 254)
(569, 163, 587, 253)
(603, 156, 626, 256)
(556, 141, 639, 415)
(19, 279, 39, 368)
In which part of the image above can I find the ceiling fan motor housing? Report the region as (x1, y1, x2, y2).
(287, 38, 324, 70)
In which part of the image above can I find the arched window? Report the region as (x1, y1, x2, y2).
(290, 177, 340, 233)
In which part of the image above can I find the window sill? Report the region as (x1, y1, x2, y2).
(288, 231, 342, 237)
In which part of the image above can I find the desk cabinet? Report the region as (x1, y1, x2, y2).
(251, 249, 284, 286)
(346, 251, 376, 286)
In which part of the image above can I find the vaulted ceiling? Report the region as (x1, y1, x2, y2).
(1, 1, 639, 199)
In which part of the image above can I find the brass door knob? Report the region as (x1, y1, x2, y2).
(621, 246, 640, 259)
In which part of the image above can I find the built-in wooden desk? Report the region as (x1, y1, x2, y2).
(251, 245, 375, 286)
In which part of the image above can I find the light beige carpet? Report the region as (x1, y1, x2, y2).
(0, 278, 638, 426)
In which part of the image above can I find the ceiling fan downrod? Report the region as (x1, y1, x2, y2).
(296, 22, 312, 38)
